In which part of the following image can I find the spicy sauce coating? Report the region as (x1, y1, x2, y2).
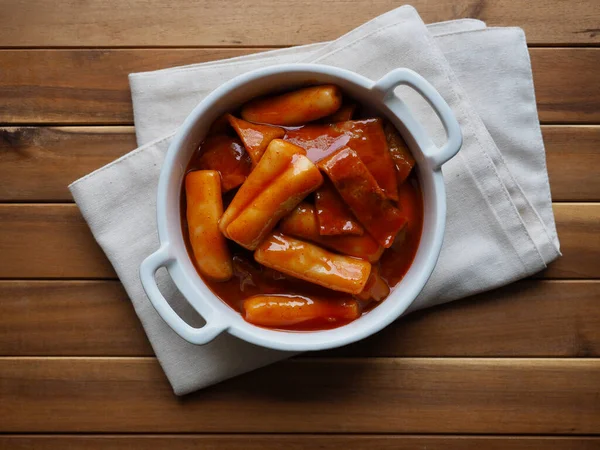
(285, 118, 399, 200)
(227, 114, 285, 165)
(219, 139, 306, 238)
(318, 147, 407, 248)
(254, 232, 372, 295)
(243, 295, 360, 327)
(182, 85, 424, 331)
(241, 85, 343, 126)
(280, 202, 383, 263)
(315, 180, 364, 236)
(226, 152, 323, 250)
(185, 170, 233, 281)
(197, 134, 251, 192)
(182, 173, 423, 331)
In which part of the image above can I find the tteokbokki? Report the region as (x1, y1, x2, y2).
(183, 84, 423, 331)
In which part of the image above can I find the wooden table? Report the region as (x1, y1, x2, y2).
(1, 1, 599, 448)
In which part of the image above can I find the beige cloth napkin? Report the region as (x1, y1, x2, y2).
(69, 6, 560, 395)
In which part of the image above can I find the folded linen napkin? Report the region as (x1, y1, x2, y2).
(69, 6, 560, 395)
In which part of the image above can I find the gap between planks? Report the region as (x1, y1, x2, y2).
(1, 357, 599, 362)
(0, 45, 598, 50)
(1, 435, 598, 450)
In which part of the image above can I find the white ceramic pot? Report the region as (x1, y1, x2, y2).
(140, 64, 462, 351)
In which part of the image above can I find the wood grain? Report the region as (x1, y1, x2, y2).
(0, 281, 151, 356)
(1, 435, 598, 450)
(0, 203, 596, 279)
(2, 0, 598, 444)
(1, 280, 598, 357)
(0, 127, 136, 201)
(545, 126, 600, 202)
(0, 357, 598, 433)
(0, 204, 115, 279)
(324, 280, 600, 358)
(531, 49, 600, 124)
(539, 203, 600, 279)
(1, 49, 599, 124)
(0, 49, 257, 124)
(2, 125, 598, 202)
(1, 0, 599, 46)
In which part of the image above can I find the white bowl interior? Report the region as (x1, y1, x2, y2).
(158, 66, 445, 351)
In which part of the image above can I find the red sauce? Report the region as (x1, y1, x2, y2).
(286, 118, 399, 200)
(181, 97, 423, 332)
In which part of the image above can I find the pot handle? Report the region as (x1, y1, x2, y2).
(372, 68, 462, 170)
(139, 245, 226, 345)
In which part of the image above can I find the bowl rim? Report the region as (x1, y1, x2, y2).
(140, 63, 462, 351)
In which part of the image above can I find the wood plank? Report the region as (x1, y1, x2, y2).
(531, 49, 600, 124)
(0, 127, 136, 201)
(324, 280, 600, 358)
(0, 0, 598, 46)
(0, 49, 257, 124)
(0, 281, 151, 356)
(1, 280, 598, 357)
(540, 203, 600, 279)
(0, 203, 596, 279)
(1, 435, 598, 450)
(1, 125, 598, 202)
(0, 204, 115, 279)
(0, 49, 598, 124)
(0, 357, 598, 433)
(545, 126, 600, 202)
